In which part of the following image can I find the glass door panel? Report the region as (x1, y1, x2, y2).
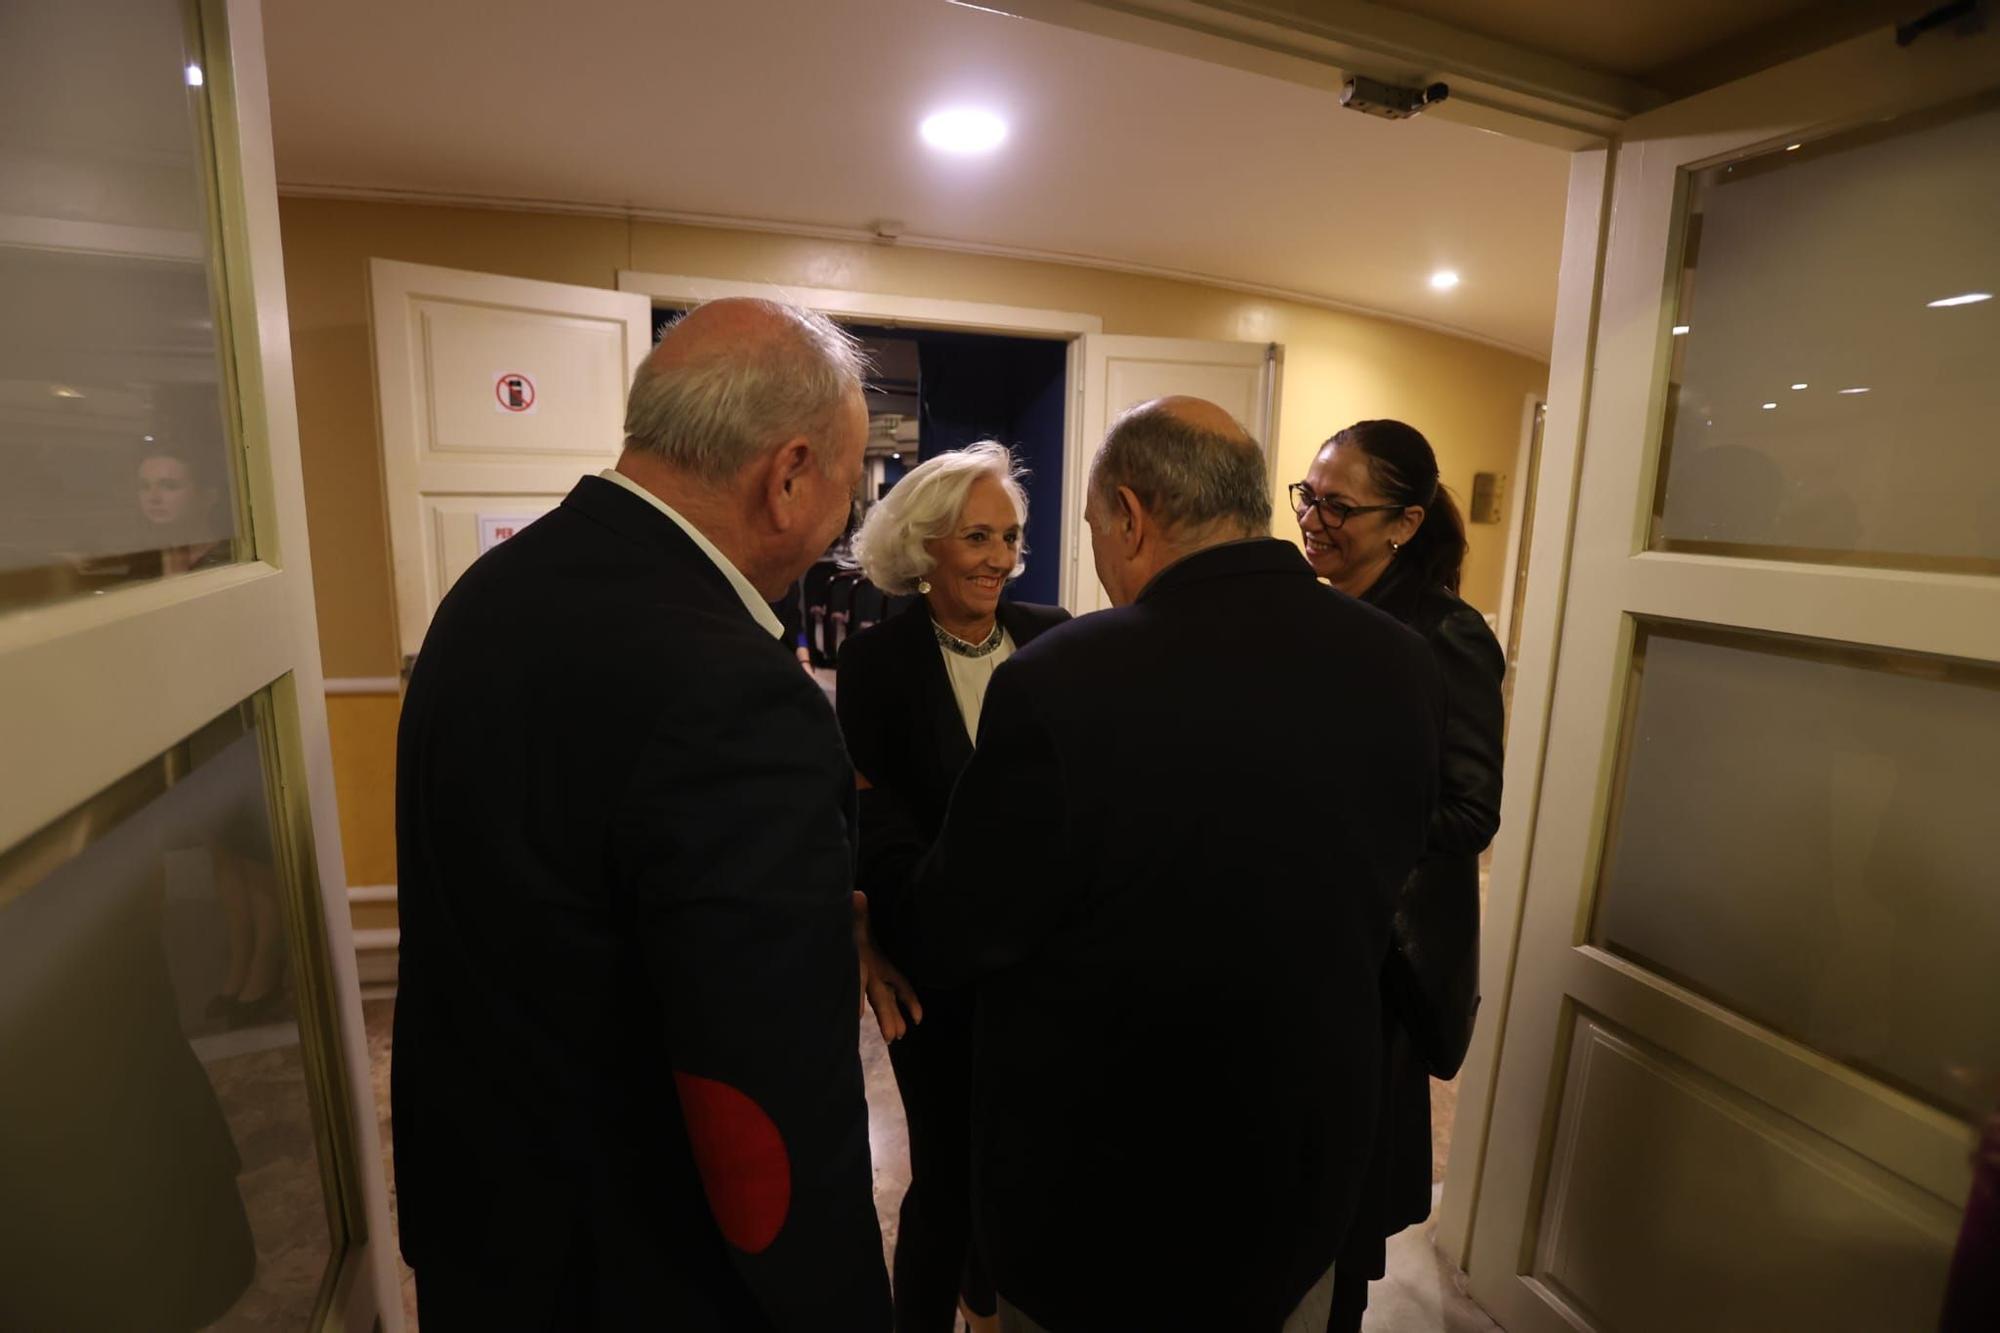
(0, 0, 248, 613)
(0, 695, 358, 1328)
(1594, 622, 2000, 1117)
(1653, 92, 2000, 574)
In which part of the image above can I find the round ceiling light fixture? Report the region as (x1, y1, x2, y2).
(920, 108, 1008, 155)
(1429, 269, 1461, 291)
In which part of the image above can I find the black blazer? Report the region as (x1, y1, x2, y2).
(1366, 566, 1504, 1078)
(1348, 563, 1508, 1256)
(837, 597, 1069, 961)
(878, 539, 1443, 1331)
(393, 475, 889, 1330)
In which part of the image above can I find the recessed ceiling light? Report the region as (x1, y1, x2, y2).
(1785, 143, 1801, 152)
(1838, 387, 1870, 395)
(1927, 292, 1992, 308)
(1671, 325, 1690, 336)
(49, 384, 83, 399)
(920, 108, 1007, 154)
(1790, 383, 1808, 390)
(185, 64, 204, 87)
(1762, 402, 1777, 410)
(144, 434, 155, 441)
(1429, 270, 1460, 291)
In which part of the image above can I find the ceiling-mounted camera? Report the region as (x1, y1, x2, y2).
(1339, 76, 1450, 120)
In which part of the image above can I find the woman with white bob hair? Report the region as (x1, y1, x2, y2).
(837, 441, 1069, 1333)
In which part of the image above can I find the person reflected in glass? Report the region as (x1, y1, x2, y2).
(202, 803, 286, 1029)
(837, 442, 1069, 1333)
(138, 446, 231, 576)
(1294, 420, 1506, 1333)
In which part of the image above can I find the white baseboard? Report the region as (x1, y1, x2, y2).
(348, 883, 397, 905)
(324, 676, 401, 696)
(354, 926, 400, 988)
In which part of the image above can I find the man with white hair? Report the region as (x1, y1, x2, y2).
(394, 299, 891, 1329)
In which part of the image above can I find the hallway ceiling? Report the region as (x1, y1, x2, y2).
(264, 0, 1576, 357)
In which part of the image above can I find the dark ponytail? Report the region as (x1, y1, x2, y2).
(1327, 419, 1467, 594)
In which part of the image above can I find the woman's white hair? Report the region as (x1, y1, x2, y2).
(851, 441, 1029, 594)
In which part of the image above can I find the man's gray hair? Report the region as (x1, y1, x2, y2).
(1090, 401, 1271, 536)
(850, 442, 1029, 594)
(623, 299, 869, 481)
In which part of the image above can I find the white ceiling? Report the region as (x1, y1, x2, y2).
(264, 0, 1573, 357)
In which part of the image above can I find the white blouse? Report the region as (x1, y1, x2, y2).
(939, 627, 1015, 745)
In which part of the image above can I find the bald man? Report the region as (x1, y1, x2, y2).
(869, 398, 1443, 1331)
(394, 300, 891, 1329)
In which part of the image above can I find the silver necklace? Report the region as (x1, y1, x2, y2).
(933, 618, 1004, 658)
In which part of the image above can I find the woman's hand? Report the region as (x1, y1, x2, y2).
(852, 891, 922, 1041)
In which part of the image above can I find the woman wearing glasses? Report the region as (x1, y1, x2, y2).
(838, 442, 1068, 1333)
(1292, 420, 1506, 1333)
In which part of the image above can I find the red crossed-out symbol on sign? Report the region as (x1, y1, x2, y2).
(496, 373, 536, 412)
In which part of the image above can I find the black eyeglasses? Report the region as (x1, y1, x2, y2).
(1288, 483, 1404, 529)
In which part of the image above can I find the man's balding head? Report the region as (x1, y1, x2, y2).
(624, 297, 867, 482)
(1084, 396, 1271, 607)
(1090, 396, 1270, 539)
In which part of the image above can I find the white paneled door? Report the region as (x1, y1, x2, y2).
(368, 259, 651, 664)
(1452, 25, 2000, 1333)
(1066, 334, 1280, 612)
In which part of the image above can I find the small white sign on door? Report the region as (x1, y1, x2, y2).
(477, 513, 541, 553)
(494, 370, 538, 414)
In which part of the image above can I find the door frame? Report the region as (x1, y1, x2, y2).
(1436, 143, 1612, 1267)
(616, 270, 1109, 605)
(1494, 391, 1546, 658)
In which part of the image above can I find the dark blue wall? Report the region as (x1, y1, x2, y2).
(906, 330, 1068, 607)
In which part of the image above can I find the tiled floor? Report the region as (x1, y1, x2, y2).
(363, 1001, 1498, 1332)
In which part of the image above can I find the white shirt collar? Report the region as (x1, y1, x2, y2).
(597, 469, 785, 639)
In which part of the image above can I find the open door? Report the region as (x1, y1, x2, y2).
(368, 260, 651, 668)
(1065, 334, 1280, 612)
(1, 0, 397, 1326)
(1446, 25, 2000, 1333)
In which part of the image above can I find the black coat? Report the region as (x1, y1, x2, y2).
(836, 596, 1069, 1326)
(392, 475, 889, 1331)
(837, 596, 1071, 948)
(1346, 561, 1506, 1267)
(875, 538, 1443, 1332)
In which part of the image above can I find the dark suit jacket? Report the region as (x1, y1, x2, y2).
(836, 597, 1069, 963)
(392, 475, 889, 1331)
(877, 538, 1443, 1332)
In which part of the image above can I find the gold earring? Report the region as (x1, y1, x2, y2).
(917, 578, 932, 594)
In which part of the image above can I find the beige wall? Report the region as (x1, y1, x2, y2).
(281, 195, 1548, 680)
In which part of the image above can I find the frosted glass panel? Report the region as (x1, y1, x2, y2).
(1653, 93, 2000, 573)
(0, 704, 341, 1328)
(1595, 625, 2000, 1117)
(0, 0, 243, 611)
